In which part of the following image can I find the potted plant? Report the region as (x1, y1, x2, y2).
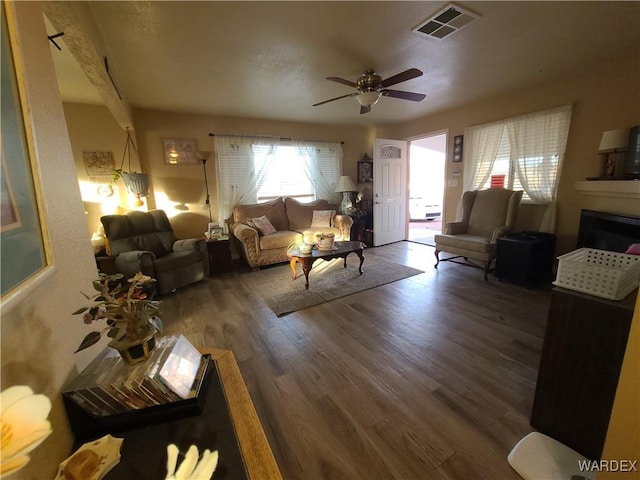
(73, 272, 162, 364)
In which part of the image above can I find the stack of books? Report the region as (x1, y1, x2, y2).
(63, 335, 208, 417)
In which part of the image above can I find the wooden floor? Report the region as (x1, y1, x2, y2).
(161, 241, 551, 479)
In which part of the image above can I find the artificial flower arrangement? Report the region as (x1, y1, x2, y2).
(74, 272, 162, 353)
(165, 444, 218, 480)
(0, 386, 52, 476)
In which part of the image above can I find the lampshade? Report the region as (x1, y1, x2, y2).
(197, 151, 212, 161)
(335, 175, 357, 193)
(356, 91, 382, 107)
(599, 129, 629, 152)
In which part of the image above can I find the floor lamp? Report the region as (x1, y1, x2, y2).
(198, 151, 213, 222)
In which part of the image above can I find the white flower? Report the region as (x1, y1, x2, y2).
(0, 386, 52, 476)
(165, 444, 218, 480)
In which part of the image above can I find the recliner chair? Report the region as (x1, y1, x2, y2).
(434, 188, 523, 280)
(100, 210, 209, 294)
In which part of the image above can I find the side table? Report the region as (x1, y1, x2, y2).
(206, 238, 232, 275)
(496, 231, 555, 286)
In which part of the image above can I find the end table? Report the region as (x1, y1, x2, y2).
(206, 237, 232, 274)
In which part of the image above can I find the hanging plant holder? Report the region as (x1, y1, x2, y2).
(121, 172, 150, 201)
(118, 128, 151, 206)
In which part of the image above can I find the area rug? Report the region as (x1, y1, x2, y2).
(242, 258, 423, 316)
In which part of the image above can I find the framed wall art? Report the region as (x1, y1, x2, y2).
(1, 11, 50, 298)
(357, 153, 373, 183)
(83, 150, 114, 176)
(453, 135, 464, 162)
(162, 138, 199, 165)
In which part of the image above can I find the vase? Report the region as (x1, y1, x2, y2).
(109, 324, 157, 365)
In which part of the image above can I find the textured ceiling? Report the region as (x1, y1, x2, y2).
(48, 1, 640, 127)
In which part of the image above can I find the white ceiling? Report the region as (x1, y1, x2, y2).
(48, 1, 640, 128)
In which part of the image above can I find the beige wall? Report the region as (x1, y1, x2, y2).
(1, 3, 104, 478)
(62, 102, 134, 234)
(380, 52, 640, 254)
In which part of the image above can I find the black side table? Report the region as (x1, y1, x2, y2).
(496, 231, 556, 286)
(206, 238, 233, 274)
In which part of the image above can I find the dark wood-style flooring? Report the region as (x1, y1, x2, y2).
(161, 241, 551, 479)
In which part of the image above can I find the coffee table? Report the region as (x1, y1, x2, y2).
(287, 240, 365, 290)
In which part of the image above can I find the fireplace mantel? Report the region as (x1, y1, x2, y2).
(574, 180, 640, 199)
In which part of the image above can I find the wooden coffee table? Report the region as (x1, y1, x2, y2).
(287, 240, 365, 290)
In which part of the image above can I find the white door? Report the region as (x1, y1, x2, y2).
(373, 138, 408, 246)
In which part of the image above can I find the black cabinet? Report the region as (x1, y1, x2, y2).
(496, 231, 556, 286)
(206, 238, 233, 274)
(531, 287, 635, 459)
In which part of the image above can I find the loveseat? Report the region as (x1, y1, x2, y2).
(231, 197, 353, 269)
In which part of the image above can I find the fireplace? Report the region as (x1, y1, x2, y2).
(577, 209, 640, 253)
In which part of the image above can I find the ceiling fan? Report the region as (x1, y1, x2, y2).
(312, 68, 426, 114)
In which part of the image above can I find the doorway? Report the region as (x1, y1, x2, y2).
(408, 132, 446, 246)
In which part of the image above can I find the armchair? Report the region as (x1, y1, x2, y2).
(100, 210, 209, 294)
(434, 188, 523, 280)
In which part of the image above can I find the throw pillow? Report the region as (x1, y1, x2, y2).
(250, 215, 277, 236)
(625, 243, 640, 255)
(311, 210, 335, 228)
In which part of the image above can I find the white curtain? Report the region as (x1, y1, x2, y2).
(214, 135, 278, 222)
(462, 122, 505, 192)
(507, 104, 572, 232)
(215, 136, 343, 222)
(294, 140, 342, 204)
(461, 104, 572, 231)
(459, 122, 504, 218)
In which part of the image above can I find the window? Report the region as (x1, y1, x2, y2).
(464, 105, 571, 204)
(253, 145, 314, 202)
(475, 130, 555, 200)
(214, 136, 342, 221)
(463, 105, 571, 232)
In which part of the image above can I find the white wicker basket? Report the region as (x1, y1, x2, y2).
(553, 248, 640, 300)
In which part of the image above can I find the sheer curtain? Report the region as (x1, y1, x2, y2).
(461, 105, 572, 231)
(506, 105, 572, 232)
(462, 122, 505, 192)
(215, 136, 343, 222)
(294, 140, 342, 204)
(214, 135, 278, 222)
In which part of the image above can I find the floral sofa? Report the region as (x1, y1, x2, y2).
(231, 197, 353, 269)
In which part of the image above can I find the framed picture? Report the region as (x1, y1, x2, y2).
(1, 11, 50, 298)
(162, 138, 199, 165)
(83, 151, 115, 176)
(357, 153, 373, 183)
(453, 135, 464, 163)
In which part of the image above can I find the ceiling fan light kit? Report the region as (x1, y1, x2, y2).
(356, 92, 382, 108)
(313, 68, 426, 114)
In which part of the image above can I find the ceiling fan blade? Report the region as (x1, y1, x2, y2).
(360, 105, 372, 115)
(312, 93, 357, 107)
(327, 76, 357, 88)
(381, 89, 426, 102)
(378, 68, 423, 88)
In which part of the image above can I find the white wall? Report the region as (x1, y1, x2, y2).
(1, 3, 101, 477)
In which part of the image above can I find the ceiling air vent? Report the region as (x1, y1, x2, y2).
(413, 3, 478, 40)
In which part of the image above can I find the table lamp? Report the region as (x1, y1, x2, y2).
(335, 176, 357, 215)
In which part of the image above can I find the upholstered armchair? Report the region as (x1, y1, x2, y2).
(100, 210, 209, 294)
(434, 188, 523, 279)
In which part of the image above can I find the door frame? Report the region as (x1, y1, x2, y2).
(406, 129, 449, 238)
